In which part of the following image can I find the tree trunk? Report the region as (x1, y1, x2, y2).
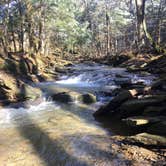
(156, 0, 162, 45)
(16, 0, 24, 52)
(105, 6, 111, 56)
(135, 0, 164, 53)
(12, 31, 17, 52)
(10, 17, 17, 52)
(0, 38, 8, 54)
(3, 0, 10, 53)
(135, 0, 146, 49)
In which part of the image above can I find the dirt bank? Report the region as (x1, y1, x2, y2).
(0, 51, 72, 106)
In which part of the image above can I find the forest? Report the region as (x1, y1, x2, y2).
(0, 0, 165, 56)
(0, 0, 166, 165)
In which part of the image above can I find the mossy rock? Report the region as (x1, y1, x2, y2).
(17, 84, 42, 101)
(4, 59, 19, 75)
(19, 59, 29, 75)
(52, 92, 96, 104)
(78, 93, 96, 104)
(52, 92, 77, 103)
(19, 59, 37, 75)
(127, 133, 166, 146)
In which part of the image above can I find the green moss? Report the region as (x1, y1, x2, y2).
(3, 59, 18, 75)
(19, 59, 29, 75)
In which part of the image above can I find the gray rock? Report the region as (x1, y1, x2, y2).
(147, 121, 166, 135)
(114, 78, 132, 88)
(78, 93, 96, 104)
(143, 106, 166, 116)
(52, 91, 78, 103)
(122, 116, 165, 126)
(52, 91, 96, 104)
(94, 89, 138, 116)
(17, 84, 42, 100)
(151, 78, 166, 91)
(119, 96, 166, 118)
(127, 133, 166, 146)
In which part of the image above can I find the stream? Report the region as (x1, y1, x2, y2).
(0, 63, 155, 166)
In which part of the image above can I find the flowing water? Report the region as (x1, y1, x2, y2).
(0, 63, 155, 166)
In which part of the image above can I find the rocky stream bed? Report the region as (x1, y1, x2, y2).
(0, 62, 165, 165)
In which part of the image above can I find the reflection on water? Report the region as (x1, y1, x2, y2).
(0, 63, 155, 165)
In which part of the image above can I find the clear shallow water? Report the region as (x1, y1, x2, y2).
(0, 63, 155, 165)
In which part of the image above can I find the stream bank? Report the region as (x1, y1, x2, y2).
(92, 54, 166, 165)
(0, 52, 72, 107)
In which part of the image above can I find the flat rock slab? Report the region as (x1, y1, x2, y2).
(119, 96, 166, 117)
(126, 133, 166, 146)
(147, 121, 166, 135)
(122, 116, 166, 126)
(94, 89, 138, 116)
(143, 106, 166, 116)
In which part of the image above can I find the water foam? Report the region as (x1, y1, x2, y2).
(0, 100, 60, 127)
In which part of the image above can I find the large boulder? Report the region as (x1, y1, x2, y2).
(143, 106, 166, 116)
(147, 121, 166, 136)
(151, 78, 166, 91)
(119, 96, 166, 118)
(94, 89, 138, 116)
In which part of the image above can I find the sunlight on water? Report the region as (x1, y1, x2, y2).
(56, 75, 83, 84)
